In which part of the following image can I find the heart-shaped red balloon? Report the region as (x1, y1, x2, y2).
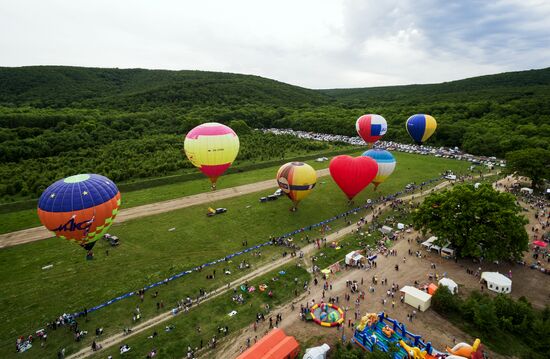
(329, 155, 379, 200)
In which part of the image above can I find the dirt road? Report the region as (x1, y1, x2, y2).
(0, 169, 330, 248)
(67, 176, 465, 359)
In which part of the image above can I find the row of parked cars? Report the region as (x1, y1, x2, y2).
(259, 189, 284, 202)
(263, 128, 506, 168)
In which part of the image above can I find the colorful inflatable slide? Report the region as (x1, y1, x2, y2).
(352, 312, 482, 359)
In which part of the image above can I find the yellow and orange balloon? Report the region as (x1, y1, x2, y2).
(276, 162, 317, 211)
(184, 122, 240, 189)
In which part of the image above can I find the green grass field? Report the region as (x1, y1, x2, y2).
(0, 152, 469, 358)
(88, 264, 311, 359)
(0, 149, 357, 234)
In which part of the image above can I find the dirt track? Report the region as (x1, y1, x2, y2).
(0, 169, 330, 249)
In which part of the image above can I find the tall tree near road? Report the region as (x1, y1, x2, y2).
(412, 184, 529, 261)
(505, 148, 550, 189)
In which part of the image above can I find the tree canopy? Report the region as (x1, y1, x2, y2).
(412, 184, 528, 261)
(505, 148, 550, 189)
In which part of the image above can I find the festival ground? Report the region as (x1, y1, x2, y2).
(215, 180, 550, 359)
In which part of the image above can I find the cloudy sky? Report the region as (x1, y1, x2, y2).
(1, 0, 549, 88)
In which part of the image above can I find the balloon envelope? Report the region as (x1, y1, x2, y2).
(406, 114, 437, 144)
(329, 155, 378, 200)
(362, 149, 396, 188)
(356, 114, 387, 145)
(276, 162, 317, 209)
(37, 174, 121, 250)
(184, 122, 240, 186)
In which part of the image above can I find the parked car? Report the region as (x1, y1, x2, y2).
(207, 208, 227, 216)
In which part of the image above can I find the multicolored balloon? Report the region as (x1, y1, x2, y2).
(356, 114, 387, 146)
(37, 174, 121, 251)
(406, 114, 437, 144)
(329, 155, 378, 201)
(276, 162, 317, 211)
(362, 149, 396, 189)
(184, 122, 240, 189)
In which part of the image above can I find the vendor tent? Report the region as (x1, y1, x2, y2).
(421, 236, 437, 249)
(345, 251, 365, 266)
(400, 286, 432, 312)
(481, 272, 512, 294)
(237, 328, 300, 359)
(438, 278, 458, 294)
(520, 187, 533, 194)
(303, 344, 330, 359)
(379, 225, 393, 234)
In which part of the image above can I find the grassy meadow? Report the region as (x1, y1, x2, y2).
(0, 152, 469, 358)
(0, 148, 358, 234)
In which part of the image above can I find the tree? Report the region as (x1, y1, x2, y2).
(432, 285, 459, 314)
(229, 119, 252, 135)
(412, 184, 528, 261)
(505, 148, 550, 189)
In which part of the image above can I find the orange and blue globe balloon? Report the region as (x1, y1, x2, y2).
(37, 174, 121, 250)
(184, 122, 240, 189)
(406, 114, 437, 144)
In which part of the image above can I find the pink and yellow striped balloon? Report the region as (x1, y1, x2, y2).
(184, 122, 240, 189)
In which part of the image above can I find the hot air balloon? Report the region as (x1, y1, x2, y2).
(329, 155, 378, 201)
(37, 174, 121, 253)
(276, 162, 317, 211)
(362, 149, 396, 189)
(356, 114, 387, 146)
(184, 122, 240, 190)
(406, 114, 437, 144)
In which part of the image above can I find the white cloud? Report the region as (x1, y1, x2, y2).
(0, 0, 548, 88)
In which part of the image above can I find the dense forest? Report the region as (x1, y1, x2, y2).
(1, 66, 549, 201)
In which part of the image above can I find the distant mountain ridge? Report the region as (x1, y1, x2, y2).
(321, 67, 550, 104)
(1, 65, 549, 108)
(0, 66, 332, 108)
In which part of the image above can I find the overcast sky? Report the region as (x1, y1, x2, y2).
(1, 0, 549, 88)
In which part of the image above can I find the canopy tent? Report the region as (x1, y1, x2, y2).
(303, 344, 330, 359)
(440, 246, 456, 258)
(427, 283, 438, 295)
(237, 328, 300, 359)
(400, 285, 432, 312)
(481, 272, 512, 294)
(345, 251, 365, 266)
(533, 240, 548, 248)
(438, 278, 458, 294)
(397, 223, 405, 230)
(421, 236, 437, 249)
(379, 225, 393, 234)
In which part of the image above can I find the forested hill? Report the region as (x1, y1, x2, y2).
(0, 66, 331, 108)
(321, 67, 550, 104)
(1, 65, 549, 201)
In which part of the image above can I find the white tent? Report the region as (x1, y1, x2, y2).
(379, 225, 393, 234)
(400, 286, 432, 312)
(397, 223, 405, 230)
(520, 187, 533, 194)
(438, 278, 458, 294)
(421, 236, 437, 249)
(481, 272, 512, 293)
(303, 344, 330, 359)
(345, 251, 365, 266)
(440, 246, 455, 258)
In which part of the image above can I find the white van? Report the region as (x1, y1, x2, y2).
(444, 174, 457, 180)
